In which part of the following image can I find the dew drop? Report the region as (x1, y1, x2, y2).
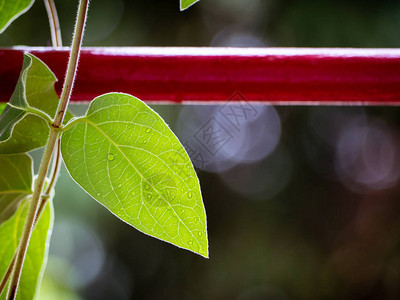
(147, 194, 151, 199)
(131, 191, 135, 197)
(198, 232, 202, 237)
(182, 210, 185, 213)
(96, 192, 101, 197)
(107, 153, 115, 161)
(188, 192, 193, 198)
(188, 241, 193, 245)
(145, 128, 152, 133)
(145, 184, 150, 190)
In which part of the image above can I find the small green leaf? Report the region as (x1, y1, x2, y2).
(0, 153, 32, 225)
(0, 0, 35, 34)
(61, 93, 208, 257)
(0, 199, 54, 300)
(0, 103, 6, 114)
(0, 53, 72, 154)
(180, 0, 200, 11)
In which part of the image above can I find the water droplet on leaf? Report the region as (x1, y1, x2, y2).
(96, 192, 101, 197)
(198, 232, 202, 237)
(107, 153, 115, 161)
(145, 184, 150, 190)
(146, 128, 152, 133)
(188, 192, 193, 198)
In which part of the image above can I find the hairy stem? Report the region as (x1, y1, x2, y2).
(6, 1, 90, 298)
(54, 0, 89, 127)
(46, 138, 62, 196)
(44, 0, 62, 47)
(45, 0, 63, 197)
(0, 193, 48, 296)
(6, 132, 58, 299)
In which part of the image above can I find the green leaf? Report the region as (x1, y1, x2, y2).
(0, 199, 54, 300)
(180, 0, 200, 10)
(0, 53, 72, 154)
(0, 103, 6, 114)
(0, 0, 35, 34)
(0, 154, 32, 225)
(61, 93, 208, 257)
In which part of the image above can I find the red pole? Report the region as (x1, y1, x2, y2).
(1, 47, 400, 105)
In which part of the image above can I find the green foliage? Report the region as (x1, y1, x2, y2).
(0, 53, 72, 154)
(0, 199, 54, 300)
(180, 0, 200, 11)
(61, 93, 208, 257)
(0, 0, 207, 297)
(0, 154, 32, 225)
(0, 0, 35, 34)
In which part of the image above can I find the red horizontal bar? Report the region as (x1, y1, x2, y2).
(1, 47, 400, 105)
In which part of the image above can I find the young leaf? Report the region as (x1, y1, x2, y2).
(0, 53, 72, 154)
(61, 93, 208, 257)
(0, 199, 54, 300)
(0, 0, 35, 34)
(0, 154, 33, 225)
(180, 0, 200, 11)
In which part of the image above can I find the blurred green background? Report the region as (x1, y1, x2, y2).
(2, 0, 400, 299)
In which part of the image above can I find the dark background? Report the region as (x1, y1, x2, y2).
(2, 0, 400, 299)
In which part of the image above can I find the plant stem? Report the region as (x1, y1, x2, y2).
(6, 1, 90, 298)
(1, 0, 63, 293)
(6, 131, 58, 299)
(0, 193, 51, 296)
(46, 138, 62, 195)
(44, 0, 63, 196)
(54, 0, 89, 127)
(44, 0, 62, 47)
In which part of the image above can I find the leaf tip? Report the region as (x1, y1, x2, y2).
(180, 0, 200, 11)
(200, 249, 209, 259)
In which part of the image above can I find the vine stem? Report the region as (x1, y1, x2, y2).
(6, 0, 90, 298)
(0, 192, 52, 296)
(44, 0, 62, 47)
(45, 0, 63, 202)
(0, 1, 63, 294)
(0, 192, 49, 296)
